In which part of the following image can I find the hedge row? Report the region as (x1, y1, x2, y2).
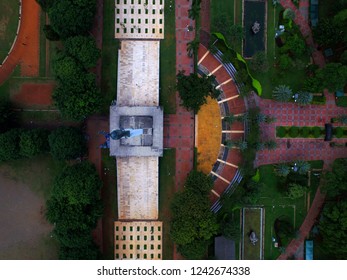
(276, 126, 347, 138)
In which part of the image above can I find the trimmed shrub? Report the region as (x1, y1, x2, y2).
(0, 129, 21, 161)
(277, 126, 287, 138)
(312, 126, 322, 138)
(19, 129, 49, 157)
(312, 95, 326, 105)
(301, 126, 310, 138)
(288, 126, 300, 138)
(334, 127, 344, 138)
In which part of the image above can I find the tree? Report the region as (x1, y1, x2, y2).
(278, 54, 293, 70)
(283, 34, 306, 57)
(341, 50, 347, 65)
(59, 242, 100, 260)
(48, 126, 86, 160)
(225, 140, 248, 151)
(176, 71, 221, 113)
(249, 51, 269, 73)
(296, 91, 313, 105)
(322, 158, 347, 198)
(0, 129, 21, 162)
(228, 24, 244, 49)
(224, 113, 248, 124)
(294, 160, 311, 174)
(36, 0, 54, 12)
(19, 128, 49, 157)
(318, 200, 347, 259)
(221, 218, 240, 240)
(48, 0, 97, 39)
(337, 115, 347, 124)
(52, 73, 101, 120)
(275, 163, 290, 177)
(334, 9, 347, 43)
(43, 25, 60, 41)
(283, 8, 296, 20)
(63, 36, 101, 69)
(264, 140, 278, 150)
(313, 18, 342, 46)
(170, 171, 219, 259)
(272, 85, 292, 102)
(274, 217, 295, 247)
(188, 0, 201, 20)
(316, 63, 347, 92)
(286, 183, 307, 199)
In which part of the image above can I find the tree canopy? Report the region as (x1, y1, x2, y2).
(63, 36, 101, 69)
(48, 126, 86, 160)
(170, 171, 219, 259)
(0, 129, 21, 162)
(19, 128, 49, 157)
(176, 71, 221, 113)
(48, 0, 97, 39)
(315, 63, 347, 92)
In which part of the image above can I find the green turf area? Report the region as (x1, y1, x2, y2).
(242, 208, 263, 259)
(101, 0, 119, 113)
(159, 0, 176, 114)
(0, 0, 19, 63)
(258, 161, 323, 259)
(101, 149, 118, 259)
(159, 148, 176, 260)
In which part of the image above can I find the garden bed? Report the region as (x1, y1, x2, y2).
(276, 126, 347, 138)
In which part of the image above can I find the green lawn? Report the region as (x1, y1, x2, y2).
(258, 161, 323, 259)
(101, 149, 118, 259)
(101, 0, 119, 113)
(159, 0, 176, 114)
(0, 0, 19, 63)
(159, 148, 176, 260)
(242, 207, 262, 260)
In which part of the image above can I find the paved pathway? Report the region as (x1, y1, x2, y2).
(163, 0, 195, 260)
(279, 0, 325, 68)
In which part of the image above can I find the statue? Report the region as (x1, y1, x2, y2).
(98, 128, 145, 148)
(249, 231, 258, 245)
(252, 21, 261, 34)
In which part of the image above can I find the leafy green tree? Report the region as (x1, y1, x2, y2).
(322, 158, 347, 198)
(283, 8, 296, 20)
(275, 163, 290, 177)
(274, 217, 295, 247)
(176, 71, 221, 113)
(36, 0, 55, 12)
(19, 129, 49, 157)
(188, 0, 201, 20)
(0, 129, 21, 162)
(48, 0, 97, 38)
(341, 50, 347, 65)
(224, 113, 248, 124)
(63, 36, 101, 69)
(318, 200, 347, 259)
(225, 140, 248, 151)
(48, 126, 86, 160)
(256, 112, 267, 123)
(337, 115, 347, 124)
(272, 85, 293, 102)
(316, 63, 347, 92)
(296, 91, 313, 105)
(170, 171, 219, 259)
(283, 34, 306, 57)
(264, 140, 277, 150)
(43, 25, 60, 41)
(278, 54, 293, 70)
(221, 218, 240, 240)
(334, 9, 347, 43)
(249, 51, 269, 73)
(286, 183, 307, 199)
(294, 160, 311, 175)
(53, 73, 101, 120)
(313, 18, 342, 46)
(59, 242, 100, 260)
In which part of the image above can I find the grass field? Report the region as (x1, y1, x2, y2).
(258, 160, 323, 259)
(160, 0, 176, 114)
(159, 148, 176, 260)
(101, 149, 118, 259)
(101, 0, 119, 113)
(0, 0, 19, 63)
(242, 207, 263, 260)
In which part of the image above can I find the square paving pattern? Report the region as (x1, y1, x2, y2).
(114, 221, 163, 260)
(115, 0, 164, 39)
(117, 156, 159, 220)
(117, 40, 160, 106)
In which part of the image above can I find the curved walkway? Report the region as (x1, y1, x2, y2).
(0, 0, 40, 85)
(197, 44, 246, 206)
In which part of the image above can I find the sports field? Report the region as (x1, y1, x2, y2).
(242, 207, 264, 259)
(243, 0, 266, 57)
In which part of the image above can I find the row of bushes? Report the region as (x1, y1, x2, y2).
(0, 127, 86, 162)
(277, 126, 347, 138)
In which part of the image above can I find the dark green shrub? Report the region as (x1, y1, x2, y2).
(277, 126, 287, 138)
(0, 129, 21, 161)
(334, 127, 344, 138)
(312, 95, 326, 105)
(312, 126, 322, 138)
(19, 129, 49, 157)
(301, 126, 310, 138)
(289, 126, 299, 138)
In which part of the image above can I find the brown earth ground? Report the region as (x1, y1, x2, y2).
(11, 83, 54, 108)
(196, 96, 222, 174)
(0, 161, 58, 259)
